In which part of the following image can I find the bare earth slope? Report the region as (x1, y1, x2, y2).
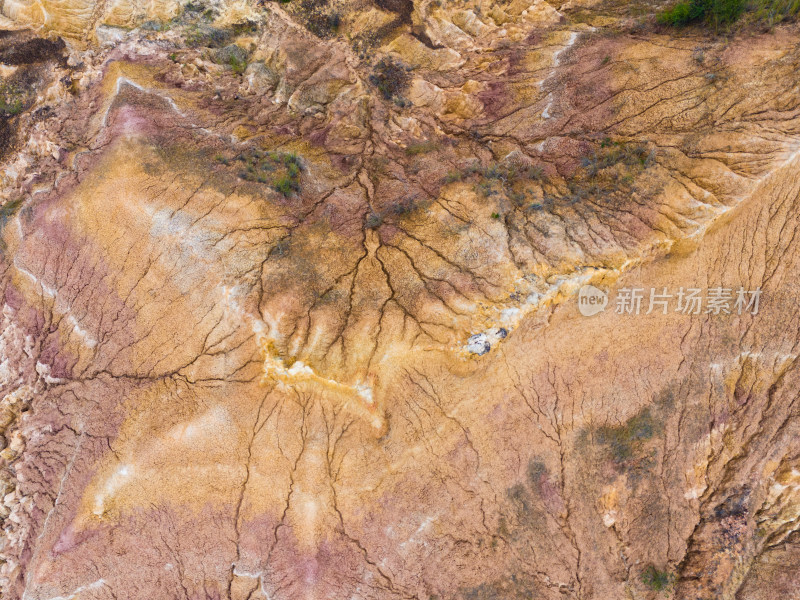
(2, 0, 800, 598)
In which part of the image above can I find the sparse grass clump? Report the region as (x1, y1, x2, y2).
(185, 24, 230, 48)
(445, 140, 655, 215)
(0, 197, 23, 250)
(404, 140, 439, 155)
(582, 138, 653, 178)
(446, 159, 547, 211)
(453, 161, 544, 186)
(0, 198, 23, 226)
(641, 565, 675, 591)
(272, 174, 296, 196)
(444, 170, 462, 183)
(0, 98, 23, 116)
(597, 408, 656, 463)
(222, 148, 303, 196)
(748, 0, 800, 24)
(557, 138, 655, 205)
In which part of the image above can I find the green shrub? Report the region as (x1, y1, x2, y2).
(444, 170, 462, 183)
(272, 174, 297, 196)
(446, 142, 653, 213)
(0, 198, 23, 225)
(657, 0, 800, 27)
(0, 84, 26, 117)
(0, 98, 23, 116)
(223, 148, 303, 196)
(658, 0, 705, 25)
(213, 44, 249, 73)
(295, 0, 342, 38)
(444, 160, 547, 212)
(185, 25, 230, 48)
(229, 55, 247, 75)
(641, 565, 674, 591)
(582, 139, 653, 177)
(369, 58, 410, 101)
(0, 197, 23, 250)
(365, 212, 383, 229)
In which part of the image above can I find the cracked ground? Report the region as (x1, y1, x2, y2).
(2, 0, 800, 598)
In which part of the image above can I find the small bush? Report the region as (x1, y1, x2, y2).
(229, 55, 247, 75)
(0, 84, 27, 117)
(448, 160, 545, 206)
(214, 44, 249, 72)
(231, 20, 259, 35)
(658, 1, 700, 25)
(444, 170, 462, 183)
(641, 565, 674, 591)
(0, 197, 23, 250)
(185, 25, 230, 48)
(369, 58, 410, 101)
(0, 98, 23, 116)
(582, 138, 653, 178)
(365, 212, 383, 229)
(272, 174, 297, 196)
(301, 3, 341, 37)
(222, 148, 303, 196)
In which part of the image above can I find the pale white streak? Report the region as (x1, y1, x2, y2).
(13, 261, 56, 298)
(27, 578, 106, 600)
(92, 464, 133, 515)
(14, 261, 98, 348)
(101, 76, 185, 127)
(24, 430, 86, 597)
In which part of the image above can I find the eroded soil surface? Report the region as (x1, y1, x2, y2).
(2, 0, 800, 598)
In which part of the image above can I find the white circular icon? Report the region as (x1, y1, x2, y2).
(578, 285, 608, 316)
